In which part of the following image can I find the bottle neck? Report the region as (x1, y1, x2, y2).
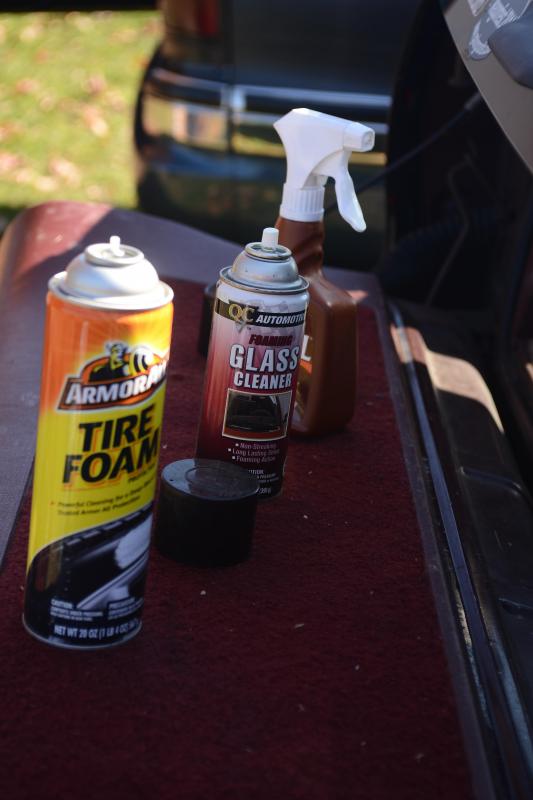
(279, 183, 324, 224)
(275, 217, 324, 278)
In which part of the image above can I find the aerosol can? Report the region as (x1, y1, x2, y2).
(24, 237, 173, 649)
(274, 108, 375, 436)
(196, 228, 309, 498)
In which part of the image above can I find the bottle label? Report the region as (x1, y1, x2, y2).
(293, 327, 314, 426)
(24, 292, 173, 648)
(197, 283, 307, 497)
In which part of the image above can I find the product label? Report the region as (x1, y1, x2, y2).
(467, 0, 488, 16)
(24, 293, 173, 647)
(292, 322, 315, 428)
(467, 0, 531, 59)
(214, 297, 306, 327)
(197, 286, 307, 497)
(59, 345, 167, 410)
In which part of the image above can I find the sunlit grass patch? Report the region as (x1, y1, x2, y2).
(0, 10, 161, 228)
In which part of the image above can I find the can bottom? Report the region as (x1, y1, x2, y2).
(22, 615, 142, 651)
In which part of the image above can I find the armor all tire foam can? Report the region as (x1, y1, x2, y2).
(24, 238, 173, 649)
(196, 229, 308, 498)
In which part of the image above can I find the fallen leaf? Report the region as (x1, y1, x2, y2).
(39, 94, 56, 112)
(81, 105, 109, 138)
(35, 49, 50, 64)
(15, 78, 40, 96)
(85, 74, 108, 96)
(142, 19, 163, 36)
(0, 123, 23, 143)
(136, 55, 150, 70)
(34, 175, 58, 193)
(19, 22, 44, 43)
(65, 12, 94, 33)
(0, 152, 24, 174)
(49, 157, 81, 186)
(111, 28, 138, 45)
(14, 167, 36, 185)
(104, 89, 127, 112)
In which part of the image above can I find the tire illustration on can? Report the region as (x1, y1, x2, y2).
(24, 237, 173, 649)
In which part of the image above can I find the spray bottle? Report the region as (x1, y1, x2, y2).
(274, 108, 375, 436)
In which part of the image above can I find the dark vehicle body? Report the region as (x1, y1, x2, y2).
(134, 0, 422, 266)
(381, 3, 533, 797)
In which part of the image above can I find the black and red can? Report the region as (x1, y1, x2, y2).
(196, 228, 309, 498)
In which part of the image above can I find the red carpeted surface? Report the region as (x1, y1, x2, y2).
(0, 279, 473, 800)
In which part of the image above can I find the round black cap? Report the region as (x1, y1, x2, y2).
(154, 459, 259, 567)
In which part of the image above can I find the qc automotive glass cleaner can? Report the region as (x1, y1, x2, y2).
(24, 236, 173, 649)
(196, 228, 308, 498)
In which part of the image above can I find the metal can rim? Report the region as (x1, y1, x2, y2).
(219, 266, 309, 295)
(49, 272, 174, 311)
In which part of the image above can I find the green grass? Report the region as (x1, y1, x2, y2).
(0, 10, 161, 227)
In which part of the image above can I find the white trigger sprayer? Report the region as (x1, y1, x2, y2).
(274, 108, 375, 230)
(273, 108, 376, 437)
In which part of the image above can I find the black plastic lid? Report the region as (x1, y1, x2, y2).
(154, 459, 259, 567)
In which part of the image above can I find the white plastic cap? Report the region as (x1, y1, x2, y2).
(274, 108, 375, 232)
(109, 235, 123, 257)
(261, 227, 279, 249)
(279, 185, 324, 223)
(344, 122, 375, 152)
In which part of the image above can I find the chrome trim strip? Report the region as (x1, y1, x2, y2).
(237, 83, 391, 111)
(233, 110, 282, 127)
(143, 96, 229, 151)
(151, 67, 392, 113)
(234, 109, 389, 137)
(152, 68, 225, 96)
(143, 91, 388, 161)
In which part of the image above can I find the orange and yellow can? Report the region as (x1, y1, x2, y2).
(24, 237, 173, 649)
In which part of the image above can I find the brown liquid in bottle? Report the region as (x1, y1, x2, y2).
(276, 217, 358, 436)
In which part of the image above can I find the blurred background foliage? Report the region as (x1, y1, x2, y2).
(0, 10, 161, 229)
